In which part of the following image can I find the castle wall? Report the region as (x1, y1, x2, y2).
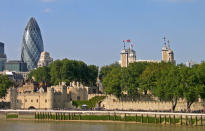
(68, 87, 88, 101)
(88, 94, 105, 100)
(101, 95, 205, 111)
(15, 93, 49, 109)
(52, 93, 67, 109)
(8, 84, 72, 110)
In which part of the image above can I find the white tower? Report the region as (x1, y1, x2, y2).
(161, 37, 175, 64)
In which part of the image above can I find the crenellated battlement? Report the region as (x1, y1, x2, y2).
(9, 82, 71, 110)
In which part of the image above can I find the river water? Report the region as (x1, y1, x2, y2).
(0, 120, 204, 131)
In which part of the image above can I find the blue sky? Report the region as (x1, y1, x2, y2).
(0, 0, 205, 67)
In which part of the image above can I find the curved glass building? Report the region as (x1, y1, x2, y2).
(21, 17, 44, 70)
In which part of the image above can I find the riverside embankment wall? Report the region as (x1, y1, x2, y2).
(101, 95, 205, 111)
(0, 110, 205, 127)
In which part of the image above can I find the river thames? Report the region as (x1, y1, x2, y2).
(0, 120, 204, 131)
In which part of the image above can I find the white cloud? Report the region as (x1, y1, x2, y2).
(44, 8, 52, 13)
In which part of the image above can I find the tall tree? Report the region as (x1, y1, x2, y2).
(103, 67, 122, 98)
(139, 63, 159, 95)
(121, 62, 148, 99)
(0, 75, 13, 98)
(196, 63, 205, 100)
(49, 60, 63, 85)
(87, 65, 99, 86)
(180, 66, 202, 112)
(32, 66, 50, 87)
(99, 62, 120, 81)
(153, 65, 183, 111)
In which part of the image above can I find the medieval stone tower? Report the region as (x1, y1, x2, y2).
(47, 87, 54, 109)
(120, 49, 129, 67)
(161, 37, 175, 64)
(9, 87, 17, 109)
(120, 40, 136, 67)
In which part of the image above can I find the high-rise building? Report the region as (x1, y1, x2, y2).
(161, 37, 175, 64)
(5, 60, 28, 72)
(0, 42, 7, 71)
(21, 17, 44, 70)
(37, 51, 53, 67)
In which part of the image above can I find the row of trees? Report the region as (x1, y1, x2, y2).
(28, 58, 98, 87)
(100, 62, 205, 112)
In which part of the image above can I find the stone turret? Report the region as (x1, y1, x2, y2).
(9, 87, 17, 109)
(120, 40, 136, 67)
(161, 37, 175, 64)
(47, 87, 54, 109)
(61, 83, 67, 96)
(121, 49, 129, 67)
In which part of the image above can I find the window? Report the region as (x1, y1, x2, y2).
(93, 89, 96, 93)
(31, 99, 33, 102)
(36, 99, 38, 103)
(25, 99, 27, 102)
(45, 99, 47, 103)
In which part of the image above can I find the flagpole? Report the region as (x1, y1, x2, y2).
(123, 40, 126, 49)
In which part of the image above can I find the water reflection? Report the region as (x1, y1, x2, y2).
(0, 120, 204, 131)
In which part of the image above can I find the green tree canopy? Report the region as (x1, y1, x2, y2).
(103, 67, 122, 98)
(179, 66, 204, 111)
(99, 62, 120, 81)
(0, 75, 13, 98)
(29, 58, 98, 87)
(101, 61, 205, 112)
(121, 62, 149, 98)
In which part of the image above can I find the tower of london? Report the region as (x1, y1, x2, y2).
(120, 37, 175, 67)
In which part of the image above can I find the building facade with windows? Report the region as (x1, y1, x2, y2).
(9, 83, 72, 110)
(0, 42, 7, 71)
(37, 51, 53, 67)
(5, 60, 28, 72)
(21, 17, 44, 70)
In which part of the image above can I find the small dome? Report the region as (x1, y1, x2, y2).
(162, 43, 168, 51)
(168, 49, 173, 54)
(121, 49, 128, 53)
(162, 46, 168, 51)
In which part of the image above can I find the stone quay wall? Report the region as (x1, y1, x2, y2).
(101, 95, 205, 111)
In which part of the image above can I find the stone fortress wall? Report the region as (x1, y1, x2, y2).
(67, 81, 99, 101)
(2, 81, 205, 111)
(67, 82, 88, 101)
(100, 95, 205, 111)
(9, 83, 72, 110)
(1, 81, 98, 110)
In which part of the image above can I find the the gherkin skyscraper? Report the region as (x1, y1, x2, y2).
(21, 17, 44, 70)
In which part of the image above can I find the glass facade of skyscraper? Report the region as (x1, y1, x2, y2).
(0, 42, 7, 71)
(5, 60, 28, 72)
(21, 17, 44, 70)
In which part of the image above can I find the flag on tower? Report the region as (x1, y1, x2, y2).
(127, 39, 131, 43)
